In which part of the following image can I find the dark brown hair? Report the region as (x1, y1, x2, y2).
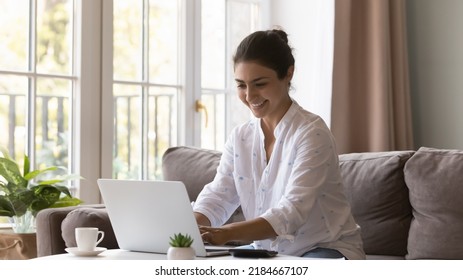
(233, 29, 295, 79)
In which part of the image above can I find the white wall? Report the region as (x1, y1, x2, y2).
(270, 0, 463, 150)
(407, 0, 463, 150)
(268, 0, 334, 125)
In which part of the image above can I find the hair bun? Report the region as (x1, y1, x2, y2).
(271, 29, 289, 44)
(233, 28, 295, 80)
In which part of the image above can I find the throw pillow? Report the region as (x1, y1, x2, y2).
(162, 146, 221, 201)
(162, 146, 245, 225)
(405, 147, 463, 259)
(61, 208, 119, 249)
(339, 151, 414, 256)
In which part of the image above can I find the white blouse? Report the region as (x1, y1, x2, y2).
(193, 101, 365, 259)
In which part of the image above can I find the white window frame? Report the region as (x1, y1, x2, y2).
(81, 0, 270, 203)
(74, 0, 103, 203)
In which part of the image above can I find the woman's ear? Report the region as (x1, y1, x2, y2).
(286, 65, 295, 83)
(285, 65, 294, 85)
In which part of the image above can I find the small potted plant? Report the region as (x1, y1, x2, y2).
(167, 233, 195, 260)
(0, 147, 82, 233)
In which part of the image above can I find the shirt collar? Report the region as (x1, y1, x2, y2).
(256, 99, 299, 139)
(273, 100, 299, 137)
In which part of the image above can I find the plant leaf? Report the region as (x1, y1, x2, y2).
(23, 155, 30, 178)
(49, 197, 82, 208)
(0, 158, 27, 187)
(0, 147, 12, 160)
(24, 166, 58, 181)
(53, 185, 73, 197)
(31, 185, 62, 203)
(30, 196, 82, 216)
(29, 185, 62, 216)
(9, 189, 35, 217)
(37, 174, 83, 186)
(0, 195, 15, 217)
(0, 181, 7, 193)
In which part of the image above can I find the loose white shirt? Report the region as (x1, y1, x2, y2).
(193, 101, 365, 259)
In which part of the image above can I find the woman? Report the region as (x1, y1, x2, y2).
(193, 29, 365, 259)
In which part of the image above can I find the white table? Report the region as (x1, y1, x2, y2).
(36, 249, 303, 260)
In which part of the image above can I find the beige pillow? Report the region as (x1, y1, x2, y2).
(61, 208, 119, 249)
(339, 151, 414, 256)
(162, 146, 221, 201)
(405, 147, 463, 259)
(162, 146, 245, 225)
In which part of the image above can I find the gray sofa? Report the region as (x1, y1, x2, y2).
(36, 146, 463, 259)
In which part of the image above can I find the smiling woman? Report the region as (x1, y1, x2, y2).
(192, 29, 365, 260)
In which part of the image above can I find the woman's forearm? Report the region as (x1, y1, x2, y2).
(194, 212, 211, 226)
(224, 217, 277, 242)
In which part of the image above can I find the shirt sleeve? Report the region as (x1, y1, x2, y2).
(193, 131, 241, 227)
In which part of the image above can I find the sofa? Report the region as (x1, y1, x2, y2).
(36, 146, 463, 259)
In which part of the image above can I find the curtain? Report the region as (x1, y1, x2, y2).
(331, 0, 414, 154)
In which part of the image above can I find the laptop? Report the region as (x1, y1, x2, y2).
(97, 179, 231, 257)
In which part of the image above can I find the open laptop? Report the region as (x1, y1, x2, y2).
(97, 179, 231, 257)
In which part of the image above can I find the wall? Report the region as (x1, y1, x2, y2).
(271, 0, 463, 150)
(268, 0, 334, 125)
(407, 0, 463, 150)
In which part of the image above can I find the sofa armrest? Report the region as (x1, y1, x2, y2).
(35, 204, 106, 257)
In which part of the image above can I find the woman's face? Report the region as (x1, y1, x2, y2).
(234, 61, 293, 121)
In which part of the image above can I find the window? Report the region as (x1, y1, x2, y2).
(200, 0, 261, 150)
(107, 0, 264, 180)
(0, 0, 75, 180)
(1, 0, 266, 204)
(111, 0, 180, 180)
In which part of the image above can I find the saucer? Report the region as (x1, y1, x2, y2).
(65, 247, 107, 257)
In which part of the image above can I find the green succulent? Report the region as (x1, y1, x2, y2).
(169, 233, 194, 247)
(0, 147, 83, 218)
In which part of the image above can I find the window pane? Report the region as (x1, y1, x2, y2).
(147, 87, 178, 179)
(35, 78, 71, 170)
(228, 1, 260, 53)
(227, 1, 259, 133)
(114, 1, 143, 81)
(0, 1, 29, 71)
(149, 0, 179, 85)
(0, 75, 28, 161)
(36, 0, 73, 75)
(200, 0, 260, 151)
(113, 84, 142, 179)
(201, 0, 225, 89)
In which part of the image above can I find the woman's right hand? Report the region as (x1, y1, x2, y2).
(199, 225, 234, 245)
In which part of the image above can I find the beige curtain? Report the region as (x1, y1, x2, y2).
(331, 0, 414, 154)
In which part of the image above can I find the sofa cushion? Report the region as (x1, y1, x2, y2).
(61, 208, 119, 249)
(405, 147, 463, 259)
(162, 146, 221, 201)
(339, 151, 414, 256)
(162, 146, 244, 224)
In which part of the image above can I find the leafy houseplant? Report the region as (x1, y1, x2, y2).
(0, 148, 82, 233)
(167, 233, 195, 260)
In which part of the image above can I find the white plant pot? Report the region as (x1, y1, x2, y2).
(167, 247, 196, 260)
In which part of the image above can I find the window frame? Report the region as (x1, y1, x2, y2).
(0, 0, 269, 203)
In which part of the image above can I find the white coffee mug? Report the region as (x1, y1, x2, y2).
(75, 227, 105, 251)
